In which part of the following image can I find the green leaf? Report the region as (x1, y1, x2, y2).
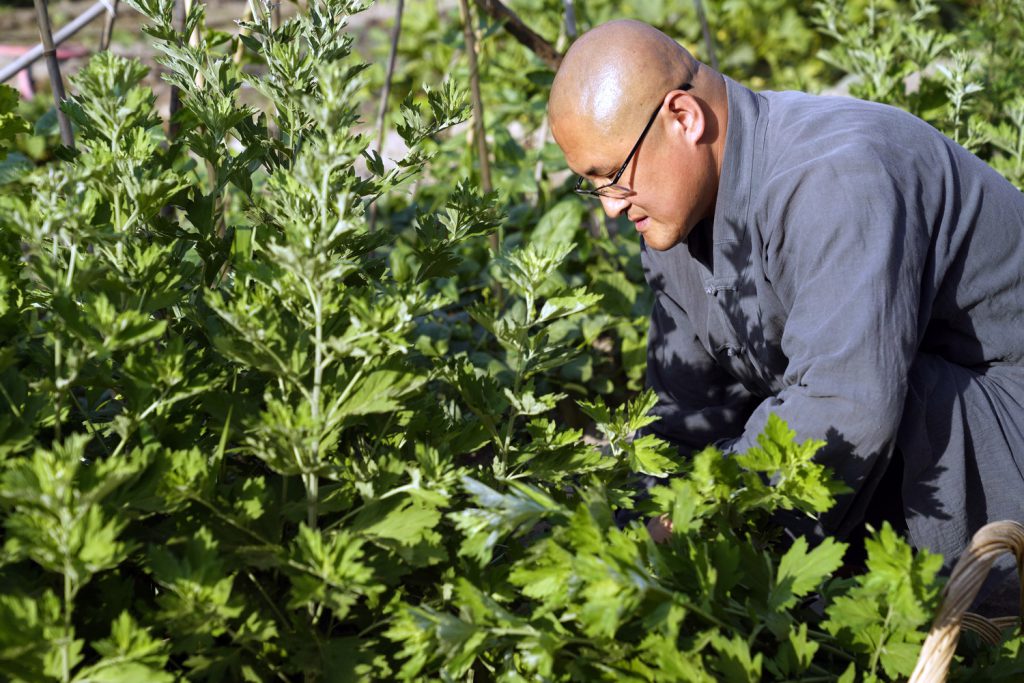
(710, 632, 763, 682)
(76, 612, 174, 682)
(770, 536, 846, 610)
(339, 367, 425, 418)
(823, 523, 943, 679)
(536, 288, 603, 324)
(627, 434, 680, 477)
(532, 199, 583, 250)
(289, 525, 378, 618)
(354, 496, 442, 547)
(775, 623, 820, 677)
(451, 477, 566, 566)
(0, 151, 33, 185)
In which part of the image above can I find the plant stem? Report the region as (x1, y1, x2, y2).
(69, 389, 112, 456)
(186, 0, 205, 89)
(805, 629, 857, 662)
(61, 569, 74, 683)
(305, 472, 319, 529)
(169, 0, 186, 141)
(54, 335, 63, 441)
(247, 570, 290, 628)
(369, 0, 404, 233)
(307, 278, 323, 529)
(32, 0, 74, 148)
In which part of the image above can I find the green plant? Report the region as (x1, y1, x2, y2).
(1, 1, 1023, 681)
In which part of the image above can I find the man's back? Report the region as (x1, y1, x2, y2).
(756, 88, 1024, 373)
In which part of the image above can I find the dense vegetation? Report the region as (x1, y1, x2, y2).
(0, 0, 1021, 680)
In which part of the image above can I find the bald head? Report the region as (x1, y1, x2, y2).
(549, 20, 705, 147)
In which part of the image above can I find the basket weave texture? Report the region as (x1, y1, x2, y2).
(907, 520, 1024, 683)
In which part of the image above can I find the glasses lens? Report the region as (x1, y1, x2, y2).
(596, 184, 633, 199)
(575, 179, 633, 199)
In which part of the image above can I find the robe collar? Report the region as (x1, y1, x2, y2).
(704, 76, 767, 288)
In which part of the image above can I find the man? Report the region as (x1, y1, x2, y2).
(548, 20, 1024, 608)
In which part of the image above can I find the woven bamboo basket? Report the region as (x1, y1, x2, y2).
(908, 520, 1024, 683)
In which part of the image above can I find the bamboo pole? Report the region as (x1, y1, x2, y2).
(99, 0, 119, 51)
(32, 0, 75, 149)
(458, 0, 493, 199)
(0, 1, 108, 86)
(459, 0, 501, 296)
(533, 0, 575, 190)
(369, 0, 405, 233)
(562, 0, 577, 41)
(693, 0, 719, 71)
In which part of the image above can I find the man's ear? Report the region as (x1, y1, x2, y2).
(665, 89, 705, 144)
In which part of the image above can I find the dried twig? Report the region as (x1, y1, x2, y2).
(369, 0, 405, 233)
(32, 0, 75, 149)
(473, 0, 562, 72)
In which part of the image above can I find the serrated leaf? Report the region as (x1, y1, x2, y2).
(628, 434, 680, 477)
(770, 536, 846, 610)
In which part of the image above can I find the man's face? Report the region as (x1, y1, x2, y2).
(554, 105, 714, 251)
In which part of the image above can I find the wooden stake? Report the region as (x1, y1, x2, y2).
(32, 0, 74, 149)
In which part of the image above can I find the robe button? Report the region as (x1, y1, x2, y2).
(726, 347, 737, 357)
(704, 285, 716, 295)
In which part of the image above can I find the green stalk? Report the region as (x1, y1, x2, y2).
(306, 280, 323, 530)
(499, 298, 535, 466)
(54, 335, 62, 441)
(61, 563, 76, 683)
(305, 472, 319, 529)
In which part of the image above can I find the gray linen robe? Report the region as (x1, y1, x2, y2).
(643, 77, 1024, 596)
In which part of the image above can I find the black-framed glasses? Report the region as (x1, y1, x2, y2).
(574, 82, 692, 199)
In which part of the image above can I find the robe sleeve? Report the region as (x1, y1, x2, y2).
(646, 291, 760, 453)
(727, 149, 932, 534)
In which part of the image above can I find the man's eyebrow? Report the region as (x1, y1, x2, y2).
(582, 165, 614, 178)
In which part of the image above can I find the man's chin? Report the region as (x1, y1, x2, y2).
(640, 230, 682, 251)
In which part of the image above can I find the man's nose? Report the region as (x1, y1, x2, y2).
(599, 194, 630, 219)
